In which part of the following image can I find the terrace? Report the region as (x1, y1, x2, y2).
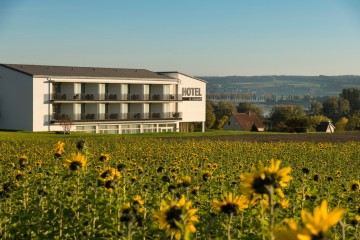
(50, 112, 182, 123)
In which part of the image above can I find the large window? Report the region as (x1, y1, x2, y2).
(143, 124, 157, 133)
(159, 123, 176, 132)
(121, 124, 140, 134)
(76, 125, 96, 133)
(99, 125, 119, 134)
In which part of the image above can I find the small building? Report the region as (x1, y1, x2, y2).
(316, 122, 335, 133)
(223, 112, 265, 131)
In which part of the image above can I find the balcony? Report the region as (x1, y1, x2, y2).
(51, 93, 182, 102)
(51, 112, 182, 122)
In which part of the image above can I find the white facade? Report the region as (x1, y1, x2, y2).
(0, 64, 206, 134)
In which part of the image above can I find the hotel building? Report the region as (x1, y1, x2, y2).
(0, 64, 206, 134)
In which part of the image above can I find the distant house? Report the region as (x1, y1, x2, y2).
(223, 112, 265, 131)
(316, 122, 335, 133)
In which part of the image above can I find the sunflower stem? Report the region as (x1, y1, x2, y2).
(227, 213, 233, 240)
(339, 220, 346, 240)
(267, 186, 275, 240)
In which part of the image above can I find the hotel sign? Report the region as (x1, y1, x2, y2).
(182, 87, 202, 101)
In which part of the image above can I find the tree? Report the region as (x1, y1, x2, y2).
(213, 102, 236, 120)
(205, 101, 216, 129)
(285, 116, 310, 132)
(309, 101, 323, 115)
(60, 117, 73, 134)
(346, 110, 360, 130)
(215, 115, 229, 130)
(339, 88, 360, 113)
(335, 117, 348, 132)
(267, 105, 306, 131)
(322, 96, 350, 122)
(308, 115, 331, 131)
(237, 103, 264, 120)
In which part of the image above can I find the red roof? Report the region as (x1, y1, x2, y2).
(232, 112, 265, 131)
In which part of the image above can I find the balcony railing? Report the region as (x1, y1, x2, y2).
(51, 112, 182, 122)
(51, 93, 182, 101)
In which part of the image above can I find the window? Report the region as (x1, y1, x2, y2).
(99, 125, 119, 134)
(76, 125, 96, 133)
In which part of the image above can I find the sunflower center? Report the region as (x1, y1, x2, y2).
(165, 206, 183, 228)
(105, 179, 117, 189)
(101, 170, 112, 179)
(311, 232, 326, 240)
(221, 203, 239, 215)
(70, 161, 83, 171)
(252, 173, 280, 195)
(351, 183, 359, 191)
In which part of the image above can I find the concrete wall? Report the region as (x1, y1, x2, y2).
(159, 72, 206, 122)
(0, 66, 34, 130)
(33, 77, 52, 131)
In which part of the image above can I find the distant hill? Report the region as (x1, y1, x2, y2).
(199, 75, 360, 97)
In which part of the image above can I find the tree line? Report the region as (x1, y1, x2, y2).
(206, 88, 360, 132)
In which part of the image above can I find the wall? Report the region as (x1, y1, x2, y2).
(0, 66, 33, 130)
(159, 72, 206, 123)
(222, 115, 242, 130)
(33, 77, 52, 131)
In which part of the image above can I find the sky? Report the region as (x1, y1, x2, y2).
(1, 0, 360, 76)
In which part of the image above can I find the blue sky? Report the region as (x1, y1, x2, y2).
(1, 0, 360, 76)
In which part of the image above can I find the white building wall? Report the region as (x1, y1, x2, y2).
(0, 66, 33, 130)
(33, 77, 53, 131)
(159, 72, 206, 122)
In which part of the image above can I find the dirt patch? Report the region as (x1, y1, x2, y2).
(165, 132, 360, 142)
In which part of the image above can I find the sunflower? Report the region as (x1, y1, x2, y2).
(153, 195, 199, 240)
(277, 200, 345, 240)
(104, 178, 120, 193)
(19, 155, 28, 169)
(14, 170, 24, 181)
(99, 167, 121, 182)
(98, 153, 110, 162)
(133, 195, 144, 206)
(177, 176, 191, 188)
(213, 193, 248, 216)
(301, 200, 344, 238)
(202, 170, 213, 181)
(63, 153, 86, 172)
(350, 180, 360, 193)
(350, 215, 360, 227)
(54, 141, 65, 157)
(240, 159, 292, 199)
(191, 186, 200, 195)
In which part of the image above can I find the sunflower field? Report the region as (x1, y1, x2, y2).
(0, 134, 359, 239)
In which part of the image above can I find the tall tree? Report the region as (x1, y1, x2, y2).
(237, 103, 264, 120)
(322, 96, 350, 122)
(213, 101, 236, 120)
(309, 101, 323, 115)
(340, 88, 360, 113)
(267, 105, 305, 131)
(205, 101, 216, 129)
(346, 110, 360, 130)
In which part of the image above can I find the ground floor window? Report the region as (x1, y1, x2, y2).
(143, 124, 157, 133)
(76, 125, 96, 133)
(158, 123, 176, 132)
(99, 125, 119, 134)
(121, 124, 141, 134)
(73, 122, 178, 134)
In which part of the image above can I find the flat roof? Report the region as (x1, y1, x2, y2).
(1, 64, 174, 80)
